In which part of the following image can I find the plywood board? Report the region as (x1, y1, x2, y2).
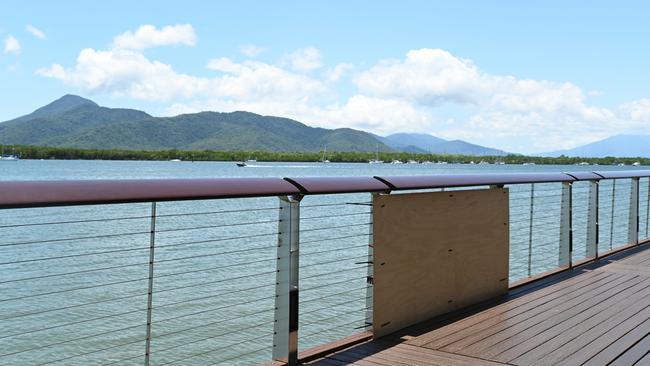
(373, 188, 509, 338)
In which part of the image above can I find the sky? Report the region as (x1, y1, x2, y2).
(1, 0, 649, 154)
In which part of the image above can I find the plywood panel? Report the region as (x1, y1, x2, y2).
(373, 188, 509, 338)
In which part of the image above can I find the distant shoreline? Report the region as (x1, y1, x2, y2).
(3, 144, 649, 166)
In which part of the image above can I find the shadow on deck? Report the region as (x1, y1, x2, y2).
(304, 244, 650, 365)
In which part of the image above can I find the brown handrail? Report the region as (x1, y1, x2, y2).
(1, 170, 649, 209)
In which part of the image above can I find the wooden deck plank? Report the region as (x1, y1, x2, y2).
(583, 318, 650, 365)
(598, 262, 650, 276)
(616, 247, 650, 264)
(397, 344, 509, 366)
(509, 279, 650, 364)
(370, 344, 502, 366)
(326, 349, 394, 366)
(409, 271, 613, 348)
(558, 301, 650, 365)
(472, 275, 647, 362)
(345, 347, 456, 366)
(609, 333, 650, 366)
(429, 273, 630, 352)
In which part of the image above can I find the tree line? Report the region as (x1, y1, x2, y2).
(3, 144, 649, 166)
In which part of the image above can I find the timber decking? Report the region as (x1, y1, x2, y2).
(305, 244, 650, 365)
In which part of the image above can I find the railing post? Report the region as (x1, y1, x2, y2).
(144, 202, 156, 366)
(527, 183, 535, 277)
(365, 193, 376, 330)
(610, 180, 616, 249)
(273, 195, 301, 365)
(646, 178, 650, 239)
(559, 182, 572, 268)
(586, 180, 599, 258)
(629, 177, 640, 245)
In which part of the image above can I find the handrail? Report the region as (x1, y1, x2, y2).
(0, 178, 300, 209)
(2, 170, 650, 209)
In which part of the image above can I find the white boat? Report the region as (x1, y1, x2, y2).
(169, 159, 182, 162)
(633, 162, 641, 166)
(407, 160, 418, 164)
(368, 144, 383, 164)
(391, 159, 404, 164)
(0, 155, 19, 161)
(0, 146, 19, 161)
(320, 146, 330, 163)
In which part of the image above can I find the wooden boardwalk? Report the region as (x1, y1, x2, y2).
(305, 244, 650, 365)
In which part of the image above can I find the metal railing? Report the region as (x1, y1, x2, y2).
(1, 171, 650, 365)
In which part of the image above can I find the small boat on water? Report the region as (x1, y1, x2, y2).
(368, 144, 383, 164)
(0, 146, 19, 161)
(0, 155, 19, 161)
(236, 162, 247, 167)
(169, 159, 182, 162)
(321, 146, 330, 163)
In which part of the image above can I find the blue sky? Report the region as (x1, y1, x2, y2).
(1, 0, 649, 153)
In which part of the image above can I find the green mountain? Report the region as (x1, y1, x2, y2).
(0, 95, 391, 152)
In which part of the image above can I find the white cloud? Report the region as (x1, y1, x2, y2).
(38, 48, 208, 100)
(4, 35, 20, 54)
(326, 63, 353, 82)
(283, 47, 323, 72)
(206, 57, 244, 73)
(39, 48, 326, 103)
(315, 95, 433, 134)
(620, 98, 650, 122)
(240, 44, 263, 57)
(25, 25, 46, 40)
(354, 48, 620, 151)
(113, 24, 197, 50)
(205, 58, 328, 102)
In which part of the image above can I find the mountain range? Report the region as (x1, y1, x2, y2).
(0, 95, 507, 155)
(379, 133, 509, 156)
(542, 135, 650, 158)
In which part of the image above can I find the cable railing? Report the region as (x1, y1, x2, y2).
(1, 171, 650, 365)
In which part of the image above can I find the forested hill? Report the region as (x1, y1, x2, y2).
(0, 95, 391, 152)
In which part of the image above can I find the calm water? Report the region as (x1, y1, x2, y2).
(0, 160, 646, 365)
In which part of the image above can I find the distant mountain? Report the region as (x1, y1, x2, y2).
(0, 95, 391, 152)
(541, 135, 650, 158)
(381, 133, 509, 156)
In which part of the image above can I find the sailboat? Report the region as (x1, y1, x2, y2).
(0, 146, 19, 161)
(368, 144, 383, 164)
(321, 146, 330, 163)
